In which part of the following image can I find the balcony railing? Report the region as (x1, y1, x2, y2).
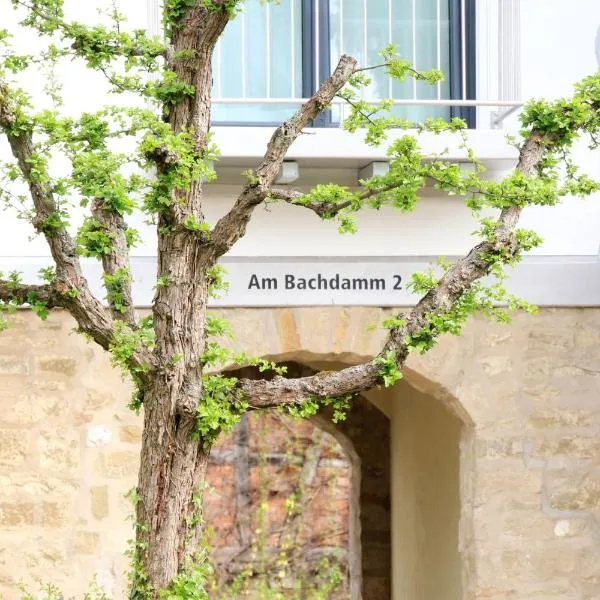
(210, 97, 524, 129)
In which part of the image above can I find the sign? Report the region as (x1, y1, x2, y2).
(1, 255, 600, 307)
(213, 258, 420, 306)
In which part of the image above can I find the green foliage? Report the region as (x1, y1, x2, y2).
(205, 314, 232, 339)
(182, 215, 211, 235)
(71, 150, 135, 213)
(39, 209, 68, 234)
(76, 217, 113, 257)
(125, 227, 142, 248)
(102, 267, 131, 314)
(108, 318, 154, 411)
(194, 374, 248, 448)
(286, 393, 352, 423)
(140, 126, 218, 213)
(27, 292, 49, 320)
(373, 350, 403, 387)
(158, 562, 211, 600)
(38, 266, 55, 283)
(163, 0, 196, 32)
(405, 279, 537, 355)
(206, 264, 229, 298)
(19, 582, 110, 600)
(148, 70, 196, 106)
(156, 275, 170, 288)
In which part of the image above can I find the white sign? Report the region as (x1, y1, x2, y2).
(212, 259, 420, 306)
(1, 256, 600, 307)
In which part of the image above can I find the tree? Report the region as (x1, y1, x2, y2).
(1, 0, 599, 596)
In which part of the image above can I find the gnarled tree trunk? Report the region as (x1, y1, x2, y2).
(136, 380, 211, 591)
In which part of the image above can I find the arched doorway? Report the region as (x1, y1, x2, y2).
(207, 360, 470, 600)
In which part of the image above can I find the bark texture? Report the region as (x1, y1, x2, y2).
(134, 9, 230, 591)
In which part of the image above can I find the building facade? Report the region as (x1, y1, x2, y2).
(1, 1, 600, 599)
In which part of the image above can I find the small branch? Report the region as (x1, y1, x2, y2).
(352, 62, 388, 73)
(12, 0, 166, 60)
(0, 280, 65, 308)
(206, 55, 358, 261)
(269, 182, 409, 219)
(91, 199, 137, 326)
(269, 188, 353, 218)
(0, 79, 151, 372)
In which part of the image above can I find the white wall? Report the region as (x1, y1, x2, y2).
(1, 1, 599, 263)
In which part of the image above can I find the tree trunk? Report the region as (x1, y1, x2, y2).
(135, 377, 210, 595)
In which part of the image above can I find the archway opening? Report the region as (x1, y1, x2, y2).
(205, 359, 470, 600)
(204, 362, 354, 598)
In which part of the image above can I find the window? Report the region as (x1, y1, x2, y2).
(211, 0, 475, 127)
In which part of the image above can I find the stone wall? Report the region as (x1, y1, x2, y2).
(0, 307, 599, 599)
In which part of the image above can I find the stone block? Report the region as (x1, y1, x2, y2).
(102, 450, 139, 478)
(0, 502, 34, 526)
(41, 502, 69, 527)
(37, 357, 77, 377)
(2, 394, 64, 425)
(74, 531, 100, 555)
(119, 425, 142, 443)
(547, 471, 600, 511)
(91, 485, 109, 520)
(0, 429, 29, 466)
(533, 436, 600, 459)
(39, 429, 80, 472)
(527, 408, 593, 429)
(0, 355, 28, 375)
(479, 356, 513, 376)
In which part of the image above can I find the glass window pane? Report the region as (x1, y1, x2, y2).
(213, 0, 456, 126)
(331, 0, 452, 124)
(212, 0, 302, 124)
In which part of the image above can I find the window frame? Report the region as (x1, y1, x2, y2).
(211, 0, 477, 128)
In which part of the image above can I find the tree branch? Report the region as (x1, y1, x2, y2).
(0, 280, 65, 307)
(206, 55, 358, 261)
(236, 133, 544, 408)
(0, 80, 150, 369)
(268, 188, 353, 218)
(91, 199, 137, 326)
(269, 181, 411, 219)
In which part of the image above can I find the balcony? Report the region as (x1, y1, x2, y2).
(208, 0, 522, 131)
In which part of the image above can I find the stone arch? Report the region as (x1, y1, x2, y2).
(229, 355, 474, 600)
